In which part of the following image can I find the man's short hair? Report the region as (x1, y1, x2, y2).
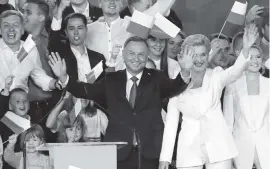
(0, 10, 23, 26)
(62, 13, 87, 30)
(209, 33, 230, 43)
(26, 0, 50, 22)
(9, 88, 27, 100)
(124, 36, 149, 48)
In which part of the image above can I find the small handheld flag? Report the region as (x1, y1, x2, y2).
(17, 34, 36, 62)
(0, 111, 31, 134)
(69, 61, 104, 124)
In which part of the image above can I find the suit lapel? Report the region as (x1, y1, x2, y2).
(67, 46, 79, 80)
(87, 49, 97, 69)
(114, 70, 132, 108)
(135, 69, 151, 109)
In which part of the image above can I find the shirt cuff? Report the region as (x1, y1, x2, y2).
(179, 70, 191, 84)
(51, 17, 62, 31)
(58, 75, 69, 89)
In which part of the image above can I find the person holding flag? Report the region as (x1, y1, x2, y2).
(159, 24, 259, 169)
(0, 10, 58, 93)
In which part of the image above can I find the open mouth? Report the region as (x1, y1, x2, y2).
(7, 32, 16, 39)
(194, 62, 203, 67)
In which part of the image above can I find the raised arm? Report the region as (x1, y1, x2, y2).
(48, 52, 106, 107)
(0, 75, 14, 119)
(218, 24, 259, 88)
(159, 45, 193, 99)
(30, 48, 56, 91)
(51, 0, 70, 31)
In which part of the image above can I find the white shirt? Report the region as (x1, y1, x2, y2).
(0, 39, 53, 92)
(85, 17, 131, 65)
(72, 3, 89, 18)
(70, 46, 91, 82)
(152, 57, 181, 79)
(126, 70, 143, 100)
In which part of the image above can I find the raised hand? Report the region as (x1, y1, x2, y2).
(178, 46, 194, 74)
(111, 44, 122, 59)
(4, 75, 14, 90)
(246, 5, 264, 24)
(158, 161, 170, 169)
(48, 52, 67, 83)
(242, 24, 259, 59)
(59, 0, 70, 9)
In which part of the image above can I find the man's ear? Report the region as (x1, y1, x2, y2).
(39, 15, 45, 23)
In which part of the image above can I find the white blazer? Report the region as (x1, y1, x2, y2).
(223, 74, 270, 169)
(159, 52, 249, 167)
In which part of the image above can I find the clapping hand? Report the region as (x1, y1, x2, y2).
(242, 24, 259, 59)
(59, 0, 70, 9)
(178, 46, 194, 76)
(48, 52, 68, 83)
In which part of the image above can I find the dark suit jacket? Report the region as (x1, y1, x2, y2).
(119, 7, 183, 30)
(48, 30, 106, 81)
(66, 68, 188, 161)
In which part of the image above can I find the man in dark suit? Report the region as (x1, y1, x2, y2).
(120, 0, 183, 30)
(48, 13, 106, 81)
(48, 36, 191, 169)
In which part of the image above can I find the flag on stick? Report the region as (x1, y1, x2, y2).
(0, 111, 31, 134)
(69, 61, 104, 124)
(150, 13, 181, 39)
(17, 34, 36, 62)
(226, 0, 248, 25)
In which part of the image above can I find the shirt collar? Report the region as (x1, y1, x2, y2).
(97, 16, 121, 25)
(0, 39, 23, 52)
(126, 70, 143, 82)
(72, 2, 89, 14)
(70, 45, 88, 57)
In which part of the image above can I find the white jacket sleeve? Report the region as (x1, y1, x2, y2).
(216, 51, 249, 88)
(29, 48, 54, 91)
(223, 84, 235, 133)
(159, 97, 180, 163)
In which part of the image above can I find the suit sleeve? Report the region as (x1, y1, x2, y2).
(158, 71, 188, 99)
(223, 84, 235, 133)
(66, 76, 107, 108)
(0, 94, 9, 119)
(159, 97, 180, 163)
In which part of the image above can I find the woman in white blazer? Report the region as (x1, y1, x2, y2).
(158, 24, 259, 169)
(223, 45, 270, 169)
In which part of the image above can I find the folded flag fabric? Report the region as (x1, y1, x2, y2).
(126, 10, 155, 39)
(69, 61, 104, 124)
(127, 10, 180, 39)
(17, 34, 36, 62)
(150, 13, 181, 39)
(226, 0, 248, 25)
(0, 111, 31, 134)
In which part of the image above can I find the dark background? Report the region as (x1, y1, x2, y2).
(89, 0, 269, 36)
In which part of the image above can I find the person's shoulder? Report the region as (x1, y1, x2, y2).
(86, 49, 105, 59)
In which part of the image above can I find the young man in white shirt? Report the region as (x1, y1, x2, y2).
(0, 10, 57, 95)
(52, 0, 176, 67)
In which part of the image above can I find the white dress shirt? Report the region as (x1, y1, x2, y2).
(0, 39, 53, 92)
(152, 57, 181, 79)
(126, 70, 143, 100)
(70, 45, 91, 82)
(72, 3, 89, 18)
(85, 17, 131, 65)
